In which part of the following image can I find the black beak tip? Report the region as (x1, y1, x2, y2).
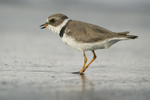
(40, 24, 46, 29)
(41, 27, 45, 29)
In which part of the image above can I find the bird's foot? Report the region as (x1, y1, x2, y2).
(72, 71, 84, 75)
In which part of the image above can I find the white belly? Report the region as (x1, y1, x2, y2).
(62, 34, 126, 52)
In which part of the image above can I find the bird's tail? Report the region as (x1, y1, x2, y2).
(125, 35, 138, 39)
(115, 31, 138, 39)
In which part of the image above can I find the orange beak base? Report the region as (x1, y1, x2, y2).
(40, 23, 47, 29)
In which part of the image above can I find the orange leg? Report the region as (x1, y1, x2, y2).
(83, 50, 97, 72)
(79, 53, 87, 74)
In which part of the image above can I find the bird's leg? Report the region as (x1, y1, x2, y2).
(79, 53, 87, 74)
(83, 50, 97, 72)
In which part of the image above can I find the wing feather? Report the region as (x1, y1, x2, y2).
(65, 20, 116, 43)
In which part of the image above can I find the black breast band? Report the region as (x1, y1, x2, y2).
(59, 20, 71, 38)
(59, 25, 66, 37)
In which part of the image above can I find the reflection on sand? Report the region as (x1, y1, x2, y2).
(80, 74, 94, 91)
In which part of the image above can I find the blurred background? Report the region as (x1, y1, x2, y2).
(0, 0, 150, 70)
(0, 0, 150, 100)
(1, 0, 150, 57)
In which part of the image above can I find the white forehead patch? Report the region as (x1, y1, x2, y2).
(47, 19, 70, 34)
(46, 19, 49, 22)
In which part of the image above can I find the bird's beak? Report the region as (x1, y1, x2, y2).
(40, 23, 48, 29)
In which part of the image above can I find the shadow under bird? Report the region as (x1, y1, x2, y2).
(40, 13, 138, 74)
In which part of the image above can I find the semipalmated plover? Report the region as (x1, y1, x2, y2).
(40, 13, 138, 74)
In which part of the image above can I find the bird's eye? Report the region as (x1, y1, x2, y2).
(49, 19, 55, 23)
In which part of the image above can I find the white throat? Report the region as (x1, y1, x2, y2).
(47, 19, 70, 34)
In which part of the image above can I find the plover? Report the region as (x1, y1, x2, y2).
(40, 13, 138, 74)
